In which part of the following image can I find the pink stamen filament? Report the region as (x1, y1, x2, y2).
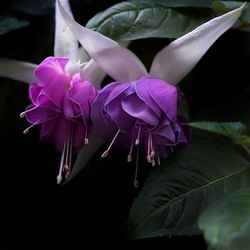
(157, 154, 161, 166)
(135, 125, 141, 145)
(23, 121, 40, 134)
(20, 106, 38, 118)
(134, 146, 139, 188)
(127, 140, 134, 162)
(84, 128, 89, 144)
(147, 133, 151, 163)
(101, 130, 120, 158)
(57, 141, 67, 184)
(57, 126, 74, 183)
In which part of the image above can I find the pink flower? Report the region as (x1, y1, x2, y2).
(21, 57, 99, 183)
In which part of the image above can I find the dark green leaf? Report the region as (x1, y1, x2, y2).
(128, 138, 250, 240)
(86, 0, 212, 41)
(190, 122, 250, 153)
(0, 16, 29, 35)
(213, 1, 250, 24)
(199, 188, 250, 250)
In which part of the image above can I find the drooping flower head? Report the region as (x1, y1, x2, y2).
(58, 1, 245, 186)
(20, 57, 98, 183)
(92, 76, 189, 160)
(17, 0, 105, 184)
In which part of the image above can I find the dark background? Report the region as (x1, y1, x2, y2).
(1, 0, 249, 249)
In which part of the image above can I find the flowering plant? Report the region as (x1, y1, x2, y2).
(0, 0, 249, 249)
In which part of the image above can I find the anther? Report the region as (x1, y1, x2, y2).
(84, 138, 89, 144)
(56, 175, 63, 185)
(101, 130, 120, 158)
(127, 154, 132, 162)
(101, 150, 109, 158)
(134, 179, 138, 188)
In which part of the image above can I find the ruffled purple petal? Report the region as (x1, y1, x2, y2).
(29, 82, 43, 105)
(35, 57, 68, 84)
(25, 104, 59, 124)
(91, 83, 120, 140)
(146, 77, 178, 121)
(73, 123, 86, 150)
(121, 93, 159, 128)
(135, 77, 161, 118)
(40, 119, 58, 142)
(53, 116, 71, 151)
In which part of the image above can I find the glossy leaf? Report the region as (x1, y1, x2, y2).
(128, 138, 250, 240)
(86, 0, 212, 41)
(190, 121, 250, 153)
(199, 188, 250, 250)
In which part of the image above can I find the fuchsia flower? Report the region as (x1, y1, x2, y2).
(0, 0, 105, 183)
(58, 1, 245, 186)
(20, 57, 98, 183)
(91, 76, 189, 162)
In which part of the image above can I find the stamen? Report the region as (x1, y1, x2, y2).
(135, 125, 141, 146)
(64, 126, 73, 180)
(23, 122, 39, 134)
(157, 154, 161, 166)
(147, 132, 151, 163)
(151, 159, 156, 167)
(134, 145, 140, 188)
(146, 155, 152, 163)
(84, 128, 89, 144)
(57, 141, 67, 184)
(19, 106, 37, 118)
(101, 130, 120, 158)
(19, 112, 25, 118)
(127, 141, 134, 162)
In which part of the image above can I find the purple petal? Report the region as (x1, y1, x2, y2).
(25, 105, 59, 124)
(40, 119, 58, 142)
(53, 116, 71, 151)
(29, 82, 43, 105)
(104, 84, 135, 132)
(91, 83, 121, 139)
(121, 93, 159, 128)
(73, 123, 86, 150)
(135, 78, 161, 118)
(35, 57, 68, 84)
(146, 77, 178, 120)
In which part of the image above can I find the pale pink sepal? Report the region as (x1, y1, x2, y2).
(57, 0, 147, 82)
(150, 4, 246, 85)
(54, 0, 88, 61)
(0, 58, 36, 83)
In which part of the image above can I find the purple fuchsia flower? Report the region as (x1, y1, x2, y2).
(58, 1, 245, 186)
(0, 0, 105, 183)
(20, 57, 99, 183)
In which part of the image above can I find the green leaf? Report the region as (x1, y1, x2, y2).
(189, 122, 250, 153)
(0, 16, 29, 35)
(86, 0, 212, 41)
(212, 1, 250, 24)
(128, 138, 250, 240)
(199, 188, 250, 250)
